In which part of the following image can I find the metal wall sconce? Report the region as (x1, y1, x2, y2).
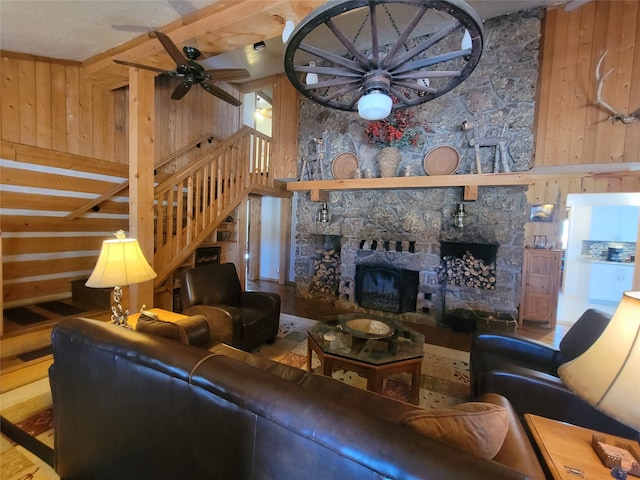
(318, 202, 330, 223)
(453, 203, 467, 228)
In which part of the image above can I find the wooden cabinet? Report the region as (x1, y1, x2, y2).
(519, 249, 562, 329)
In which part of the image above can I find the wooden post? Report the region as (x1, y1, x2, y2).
(279, 196, 292, 285)
(248, 196, 262, 282)
(127, 68, 155, 311)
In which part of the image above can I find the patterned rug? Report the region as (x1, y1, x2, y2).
(253, 313, 471, 410)
(0, 314, 470, 474)
(1, 378, 56, 479)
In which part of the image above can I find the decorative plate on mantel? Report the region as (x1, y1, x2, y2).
(331, 152, 359, 179)
(423, 146, 460, 176)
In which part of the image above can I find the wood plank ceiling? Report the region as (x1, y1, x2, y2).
(82, 0, 326, 90)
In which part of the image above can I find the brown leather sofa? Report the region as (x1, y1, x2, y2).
(50, 317, 546, 480)
(180, 262, 280, 351)
(470, 308, 638, 439)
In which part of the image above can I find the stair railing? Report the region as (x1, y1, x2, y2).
(65, 133, 220, 220)
(153, 126, 277, 284)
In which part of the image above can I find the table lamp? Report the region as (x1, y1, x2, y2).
(558, 291, 640, 477)
(86, 230, 157, 328)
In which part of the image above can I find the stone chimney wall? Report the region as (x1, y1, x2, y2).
(293, 10, 541, 324)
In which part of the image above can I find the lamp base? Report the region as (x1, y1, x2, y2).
(110, 286, 131, 329)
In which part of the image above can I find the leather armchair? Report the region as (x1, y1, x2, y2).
(180, 262, 280, 351)
(470, 309, 638, 439)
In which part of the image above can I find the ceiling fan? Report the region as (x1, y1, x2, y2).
(114, 31, 250, 106)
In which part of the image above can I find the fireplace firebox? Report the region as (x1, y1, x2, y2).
(355, 264, 419, 313)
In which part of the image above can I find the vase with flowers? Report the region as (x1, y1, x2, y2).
(365, 107, 424, 177)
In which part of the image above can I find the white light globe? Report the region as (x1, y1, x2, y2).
(357, 91, 392, 120)
(282, 20, 295, 43)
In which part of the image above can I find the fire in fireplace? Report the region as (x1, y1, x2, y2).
(355, 264, 419, 313)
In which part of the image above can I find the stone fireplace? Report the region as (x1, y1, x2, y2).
(294, 186, 527, 325)
(355, 264, 419, 313)
(292, 10, 540, 325)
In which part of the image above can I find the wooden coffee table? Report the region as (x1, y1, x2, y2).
(307, 315, 424, 404)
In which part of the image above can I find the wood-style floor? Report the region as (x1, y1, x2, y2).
(1, 279, 568, 392)
(247, 279, 568, 352)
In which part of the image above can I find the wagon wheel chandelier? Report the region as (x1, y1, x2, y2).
(283, 0, 484, 120)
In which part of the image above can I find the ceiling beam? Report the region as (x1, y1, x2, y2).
(82, 0, 324, 91)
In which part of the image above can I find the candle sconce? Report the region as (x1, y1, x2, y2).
(317, 202, 330, 223)
(453, 203, 468, 229)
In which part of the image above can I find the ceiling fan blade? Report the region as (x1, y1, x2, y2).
(200, 82, 242, 106)
(204, 69, 250, 82)
(114, 59, 175, 75)
(171, 82, 193, 100)
(153, 30, 187, 66)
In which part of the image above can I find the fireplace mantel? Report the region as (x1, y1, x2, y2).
(286, 172, 533, 202)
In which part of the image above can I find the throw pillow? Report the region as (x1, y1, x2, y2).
(399, 402, 509, 459)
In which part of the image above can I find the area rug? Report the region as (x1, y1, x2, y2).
(253, 313, 471, 410)
(0, 314, 470, 470)
(1, 433, 58, 480)
(0, 378, 57, 478)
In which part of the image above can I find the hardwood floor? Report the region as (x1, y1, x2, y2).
(1, 279, 568, 392)
(247, 279, 567, 352)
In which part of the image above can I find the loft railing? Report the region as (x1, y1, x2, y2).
(153, 126, 280, 284)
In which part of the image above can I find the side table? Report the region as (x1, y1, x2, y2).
(525, 414, 638, 480)
(126, 308, 188, 329)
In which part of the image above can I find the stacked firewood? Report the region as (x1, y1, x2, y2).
(311, 248, 340, 294)
(438, 251, 496, 289)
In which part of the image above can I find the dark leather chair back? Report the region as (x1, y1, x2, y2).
(181, 263, 241, 308)
(557, 308, 611, 364)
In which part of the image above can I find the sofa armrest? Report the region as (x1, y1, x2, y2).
(182, 305, 234, 346)
(472, 333, 560, 366)
(477, 368, 638, 439)
(477, 393, 546, 480)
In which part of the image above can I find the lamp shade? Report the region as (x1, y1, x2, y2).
(558, 291, 640, 431)
(357, 91, 393, 120)
(86, 233, 157, 288)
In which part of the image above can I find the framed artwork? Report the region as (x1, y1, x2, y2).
(529, 204, 556, 222)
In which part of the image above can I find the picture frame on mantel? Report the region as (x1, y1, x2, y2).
(529, 204, 556, 223)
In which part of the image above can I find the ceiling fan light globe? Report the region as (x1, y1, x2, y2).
(461, 29, 472, 50)
(358, 91, 392, 120)
(282, 20, 295, 43)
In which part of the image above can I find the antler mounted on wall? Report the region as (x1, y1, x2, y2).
(594, 51, 639, 124)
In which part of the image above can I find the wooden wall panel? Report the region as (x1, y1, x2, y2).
(525, 173, 640, 248)
(1, 142, 130, 307)
(535, 1, 640, 166)
(1, 53, 128, 163)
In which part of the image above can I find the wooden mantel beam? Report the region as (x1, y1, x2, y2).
(82, 0, 324, 90)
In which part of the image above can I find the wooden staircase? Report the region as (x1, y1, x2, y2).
(0, 127, 289, 391)
(152, 126, 289, 287)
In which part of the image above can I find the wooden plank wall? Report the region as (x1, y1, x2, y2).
(0, 142, 130, 307)
(526, 1, 640, 248)
(525, 173, 640, 248)
(1, 54, 128, 164)
(0, 52, 242, 309)
(535, 1, 640, 166)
